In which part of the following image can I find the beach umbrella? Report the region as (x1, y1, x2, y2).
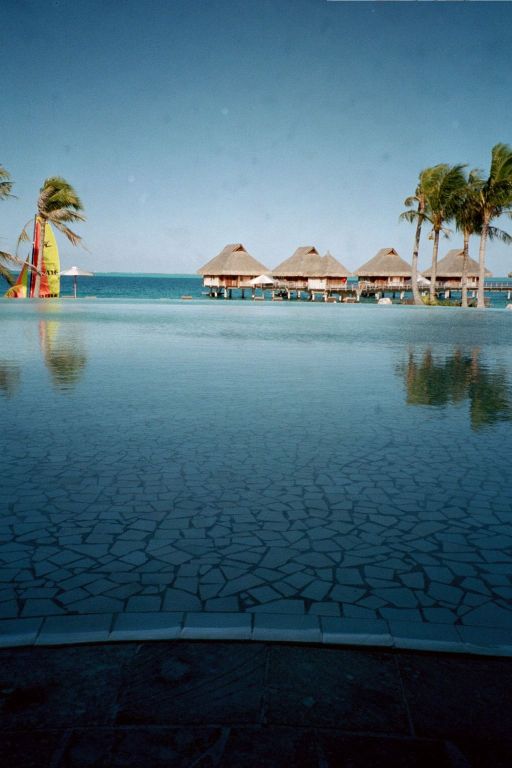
(60, 266, 94, 298)
(250, 274, 275, 285)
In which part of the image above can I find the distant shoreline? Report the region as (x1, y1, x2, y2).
(92, 272, 203, 278)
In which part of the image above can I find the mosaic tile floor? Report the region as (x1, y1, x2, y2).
(1, 301, 511, 651)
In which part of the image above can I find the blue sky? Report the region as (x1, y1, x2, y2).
(2, 0, 512, 274)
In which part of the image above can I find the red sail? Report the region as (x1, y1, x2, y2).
(29, 217, 41, 298)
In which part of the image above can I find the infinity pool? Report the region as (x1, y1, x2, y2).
(1, 300, 511, 648)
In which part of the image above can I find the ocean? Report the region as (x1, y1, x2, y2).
(55, 273, 512, 307)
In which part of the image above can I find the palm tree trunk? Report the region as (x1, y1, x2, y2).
(477, 218, 489, 309)
(411, 202, 423, 305)
(461, 230, 469, 308)
(429, 229, 440, 303)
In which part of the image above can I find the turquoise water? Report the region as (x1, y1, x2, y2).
(0, 300, 511, 637)
(54, 273, 512, 307)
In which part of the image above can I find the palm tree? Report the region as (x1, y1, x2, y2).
(475, 144, 512, 309)
(19, 177, 85, 296)
(400, 168, 434, 305)
(422, 164, 467, 303)
(0, 165, 16, 287)
(454, 170, 483, 308)
(0, 165, 14, 201)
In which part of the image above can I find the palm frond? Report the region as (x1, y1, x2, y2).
(36, 177, 85, 248)
(400, 210, 418, 224)
(0, 248, 17, 263)
(0, 164, 14, 200)
(38, 177, 84, 216)
(481, 144, 512, 217)
(0, 261, 16, 286)
(52, 221, 82, 246)
(16, 219, 33, 257)
(47, 208, 86, 224)
(487, 225, 512, 245)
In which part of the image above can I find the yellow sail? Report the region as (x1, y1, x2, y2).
(41, 222, 60, 298)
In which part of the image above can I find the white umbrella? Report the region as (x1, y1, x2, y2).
(250, 274, 275, 286)
(60, 266, 94, 298)
(417, 273, 430, 286)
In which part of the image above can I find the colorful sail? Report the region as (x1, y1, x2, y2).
(39, 222, 60, 298)
(4, 261, 29, 298)
(29, 216, 42, 297)
(4, 216, 60, 298)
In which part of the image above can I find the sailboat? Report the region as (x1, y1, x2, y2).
(5, 216, 60, 298)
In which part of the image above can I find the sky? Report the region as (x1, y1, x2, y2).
(2, 0, 512, 275)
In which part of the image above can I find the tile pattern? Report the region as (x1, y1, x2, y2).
(1, 303, 512, 652)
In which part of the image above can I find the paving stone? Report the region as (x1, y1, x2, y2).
(116, 642, 266, 725)
(253, 614, 321, 642)
(398, 653, 512, 739)
(321, 617, 392, 646)
(221, 726, 317, 767)
(110, 612, 183, 641)
(308, 602, 340, 617)
(267, 645, 408, 732)
(203, 595, 238, 611)
(37, 614, 113, 645)
(219, 575, 263, 597)
(329, 585, 366, 603)
(162, 589, 201, 611)
(316, 731, 453, 768)
(21, 599, 64, 617)
(182, 612, 252, 640)
(0, 731, 62, 768)
(62, 727, 226, 768)
(457, 626, 512, 652)
(462, 602, 512, 628)
(0, 644, 137, 729)
(380, 608, 423, 623)
(248, 599, 305, 615)
(126, 596, 162, 612)
(428, 582, 464, 605)
(0, 618, 42, 647)
(390, 621, 461, 651)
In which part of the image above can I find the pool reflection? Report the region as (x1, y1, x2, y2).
(0, 361, 21, 398)
(398, 348, 512, 429)
(39, 320, 87, 391)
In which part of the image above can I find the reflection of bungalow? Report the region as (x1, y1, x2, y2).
(423, 249, 491, 290)
(355, 248, 412, 293)
(197, 243, 269, 296)
(272, 246, 351, 297)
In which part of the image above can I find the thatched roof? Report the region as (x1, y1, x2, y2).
(272, 246, 350, 278)
(355, 248, 412, 277)
(272, 246, 322, 277)
(197, 244, 269, 276)
(422, 249, 492, 278)
(321, 251, 351, 278)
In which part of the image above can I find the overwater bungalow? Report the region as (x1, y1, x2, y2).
(355, 248, 412, 296)
(422, 249, 491, 294)
(197, 243, 270, 298)
(272, 246, 352, 300)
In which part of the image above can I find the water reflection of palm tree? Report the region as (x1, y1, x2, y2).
(400, 348, 511, 429)
(468, 350, 512, 428)
(0, 361, 21, 398)
(39, 320, 87, 390)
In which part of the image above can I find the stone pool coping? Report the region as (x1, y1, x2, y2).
(1, 612, 511, 656)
